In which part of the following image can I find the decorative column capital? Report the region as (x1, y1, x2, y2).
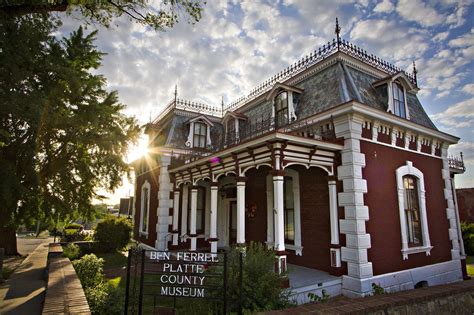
(326, 175, 337, 182)
(210, 181, 219, 187)
(236, 176, 248, 182)
(271, 170, 286, 177)
(191, 185, 199, 190)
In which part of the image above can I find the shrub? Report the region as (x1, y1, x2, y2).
(94, 216, 132, 252)
(84, 281, 122, 314)
(461, 222, 474, 255)
(63, 243, 81, 260)
(62, 229, 86, 243)
(72, 254, 104, 289)
(72, 254, 123, 314)
(226, 242, 293, 313)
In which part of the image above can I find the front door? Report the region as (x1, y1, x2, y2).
(229, 200, 237, 245)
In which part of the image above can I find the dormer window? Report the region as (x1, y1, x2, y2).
(193, 122, 207, 148)
(267, 82, 303, 128)
(185, 115, 213, 149)
(373, 73, 416, 120)
(275, 92, 289, 127)
(393, 82, 406, 118)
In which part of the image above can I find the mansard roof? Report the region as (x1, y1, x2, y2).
(150, 36, 438, 142)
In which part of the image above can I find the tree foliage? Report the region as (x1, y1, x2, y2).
(0, 0, 205, 31)
(0, 13, 140, 253)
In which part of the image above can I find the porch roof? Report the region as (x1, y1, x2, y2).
(169, 131, 343, 186)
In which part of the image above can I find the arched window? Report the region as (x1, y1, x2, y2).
(140, 181, 151, 236)
(403, 175, 421, 246)
(392, 82, 406, 118)
(396, 161, 432, 259)
(275, 91, 288, 127)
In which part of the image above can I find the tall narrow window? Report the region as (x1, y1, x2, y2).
(393, 82, 406, 118)
(140, 183, 150, 235)
(403, 176, 421, 246)
(188, 187, 206, 234)
(275, 92, 288, 127)
(193, 122, 207, 148)
(284, 176, 295, 243)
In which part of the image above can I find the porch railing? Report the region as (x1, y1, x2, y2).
(448, 152, 465, 172)
(175, 117, 337, 161)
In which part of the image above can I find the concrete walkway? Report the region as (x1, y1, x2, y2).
(0, 240, 50, 315)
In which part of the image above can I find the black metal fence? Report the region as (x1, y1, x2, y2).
(124, 249, 243, 314)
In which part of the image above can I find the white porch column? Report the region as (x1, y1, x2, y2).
(190, 186, 198, 251)
(181, 185, 189, 240)
(273, 174, 285, 252)
(328, 177, 341, 269)
(172, 189, 180, 246)
(273, 170, 287, 274)
(236, 177, 246, 245)
(210, 183, 219, 253)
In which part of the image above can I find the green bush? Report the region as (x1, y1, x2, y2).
(461, 222, 474, 255)
(72, 254, 122, 314)
(84, 281, 122, 314)
(72, 254, 104, 289)
(94, 216, 132, 252)
(63, 243, 81, 260)
(62, 229, 86, 242)
(226, 242, 293, 313)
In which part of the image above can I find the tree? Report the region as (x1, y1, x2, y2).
(0, 13, 140, 254)
(0, 0, 205, 31)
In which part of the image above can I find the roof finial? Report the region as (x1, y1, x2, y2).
(412, 60, 418, 87)
(335, 17, 341, 48)
(174, 84, 178, 103)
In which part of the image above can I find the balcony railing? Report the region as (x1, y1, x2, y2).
(448, 153, 465, 173)
(174, 117, 337, 162)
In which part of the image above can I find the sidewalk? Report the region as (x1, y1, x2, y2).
(0, 240, 50, 315)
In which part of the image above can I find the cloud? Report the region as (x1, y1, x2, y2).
(433, 31, 449, 42)
(462, 83, 474, 95)
(350, 19, 429, 60)
(396, 0, 444, 27)
(374, 0, 394, 13)
(431, 98, 474, 128)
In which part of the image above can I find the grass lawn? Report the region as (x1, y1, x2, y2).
(95, 251, 128, 270)
(467, 256, 474, 275)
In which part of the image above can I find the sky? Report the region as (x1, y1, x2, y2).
(57, 0, 474, 204)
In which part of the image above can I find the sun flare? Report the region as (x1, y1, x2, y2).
(127, 135, 149, 163)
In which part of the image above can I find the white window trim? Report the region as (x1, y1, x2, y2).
(140, 180, 151, 237)
(387, 80, 410, 120)
(266, 169, 303, 255)
(185, 120, 212, 148)
(396, 161, 432, 260)
(271, 91, 298, 125)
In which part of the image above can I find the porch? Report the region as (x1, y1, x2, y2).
(167, 132, 344, 278)
(288, 264, 342, 304)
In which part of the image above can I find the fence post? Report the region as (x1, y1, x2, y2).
(124, 248, 132, 315)
(138, 249, 146, 315)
